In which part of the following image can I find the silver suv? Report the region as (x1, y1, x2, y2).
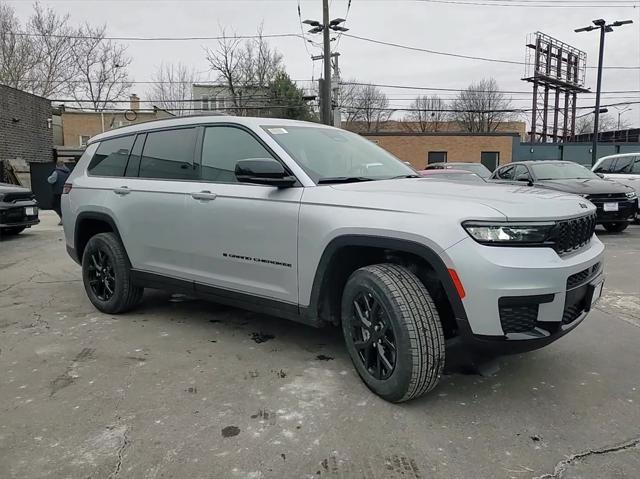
(593, 153, 640, 220)
(63, 116, 605, 402)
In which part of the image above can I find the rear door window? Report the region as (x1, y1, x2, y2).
(139, 128, 197, 180)
(124, 134, 146, 177)
(612, 157, 633, 174)
(88, 135, 135, 177)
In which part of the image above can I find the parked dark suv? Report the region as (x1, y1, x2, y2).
(0, 183, 39, 236)
(491, 161, 637, 233)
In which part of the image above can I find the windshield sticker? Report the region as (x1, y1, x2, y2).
(268, 127, 288, 134)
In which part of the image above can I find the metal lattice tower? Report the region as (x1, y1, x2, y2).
(523, 32, 590, 143)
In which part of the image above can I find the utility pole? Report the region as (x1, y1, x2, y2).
(575, 18, 633, 165)
(332, 53, 341, 128)
(303, 6, 348, 126)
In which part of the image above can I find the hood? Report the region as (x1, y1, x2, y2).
(535, 178, 633, 195)
(0, 183, 30, 194)
(326, 178, 595, 221)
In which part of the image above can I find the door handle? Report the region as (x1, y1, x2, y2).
(191, 190, 217, 201)
(113, 186, 130, 196)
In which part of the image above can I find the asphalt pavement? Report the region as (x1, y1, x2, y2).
(1, 211, 639, 479)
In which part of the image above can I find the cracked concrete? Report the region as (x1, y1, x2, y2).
(1, 212, 639, 478)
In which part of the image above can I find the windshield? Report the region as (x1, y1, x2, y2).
(451, 163, 491, 178)
(531, 163, 599, 180)
(263, 126, 416, 183)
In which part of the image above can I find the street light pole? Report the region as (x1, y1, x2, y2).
(303, 4, 348, 126)
(591, 24, 606, 166)
(575, 18, 633, 166)
(322, 0, 331, 125)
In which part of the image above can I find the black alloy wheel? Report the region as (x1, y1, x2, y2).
(87, 248, 116, 301)
(349, 290, 397, 380)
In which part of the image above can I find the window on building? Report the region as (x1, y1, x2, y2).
(79, 135, 91, 147)
(200, 126, 276, 183)
(201, 95, 210, 111)
(87, 135, 135, 177)
(427, 151, 447, 164)
(139, 128, 197, 180)
(481, 152, 500, 172)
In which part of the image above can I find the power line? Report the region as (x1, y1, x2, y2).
(6, 31, 304, 41)
(342, 34, 640, 70)
(340, 81, 640, 94)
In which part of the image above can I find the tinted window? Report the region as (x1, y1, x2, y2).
(496, 165, 515, 180)
(88, 136, 134, 177)
(631, 156, 640, 174)
(514, 165, 531, 181)
(139, 128, 197, 180)
(201, 127, 275, 183)
(594, 157, 615, 174)
(612, 157, 633, 174)
(124, 134, 146, 177)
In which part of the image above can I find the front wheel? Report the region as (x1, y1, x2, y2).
(82, 232, 143, 314)
(341, 264, 445, 403)
(603, 222, 628, 233)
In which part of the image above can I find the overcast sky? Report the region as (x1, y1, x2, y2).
(6, 0, 640, 127)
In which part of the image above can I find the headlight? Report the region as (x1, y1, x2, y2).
(462, 221, 555, 245)
(625, 191, 637, 199)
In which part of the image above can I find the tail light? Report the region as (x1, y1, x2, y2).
(63, 183, 73, 194)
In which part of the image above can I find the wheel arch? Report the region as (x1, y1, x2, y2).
(74, 211, 126, 264)
(304, 235, 469, 338)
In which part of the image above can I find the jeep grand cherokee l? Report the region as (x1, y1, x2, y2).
(62, 117, 605, 402)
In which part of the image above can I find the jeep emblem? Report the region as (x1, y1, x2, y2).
(579, 203, 588, 209)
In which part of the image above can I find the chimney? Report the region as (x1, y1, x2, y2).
(129, 94, 140, 112)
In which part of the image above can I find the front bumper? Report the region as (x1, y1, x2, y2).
(444, 235, 605, 354)
(591, 198, 636, 223)
(0, 204, 40, 229)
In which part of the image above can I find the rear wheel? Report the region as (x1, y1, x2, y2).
(603, 222, 628, 233)
(82, 232, 143, 314)
(1, 226, 26, 236)
(341, 264, 445, 403)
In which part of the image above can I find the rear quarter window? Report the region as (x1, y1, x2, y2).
(87, 136, 135, 177)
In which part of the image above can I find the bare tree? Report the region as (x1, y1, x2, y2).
(338, 79, 362, 124)
(27, 3, 79, 97)
(71, 24, 132, 111)
(340, 82, 393, 132)
(575, 113, 629, 134)
(0, 3, 40, 92)
(405, 95, 448, 132)
(451, 78, 513, 132)
(204, 26, 283, 113)
(148, 62, 198, 116)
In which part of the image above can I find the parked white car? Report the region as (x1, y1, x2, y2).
(593, 153, 640, 220)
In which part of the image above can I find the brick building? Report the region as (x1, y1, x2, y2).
(59, 95, 173, 147)
(0, 84, 53, 181)
(362, 132, 520, 171)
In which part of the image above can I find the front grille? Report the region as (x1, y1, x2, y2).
(586, 193, 631, 202)
(3, 192, 35, 203)
(566, 262, 601, 289)
(499, 304, 539, 333)
(552, 214, 597, 255)
(2, 208, 25, 222)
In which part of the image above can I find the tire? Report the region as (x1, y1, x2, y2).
(603, 222, 628, 233)
(82, 232, 143, 314)
(1, 226, 26, 236)
(341, 263, 445, 403)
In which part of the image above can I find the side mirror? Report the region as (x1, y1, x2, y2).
(235, 158, 297, 188)
(596, 172, 605, 179)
